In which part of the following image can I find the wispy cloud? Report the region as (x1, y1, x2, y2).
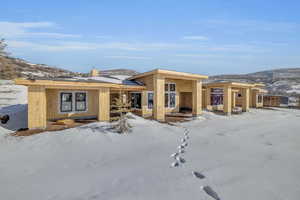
(7, 40, 188, 52)
(182, 35, 208, 40)
(0, 21, 81, 39)
(104, 55, 151, 60)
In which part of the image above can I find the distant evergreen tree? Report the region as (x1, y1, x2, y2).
(0, 39, 8, 57)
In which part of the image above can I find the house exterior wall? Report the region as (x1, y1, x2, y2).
(46, 89, 99, 120)
(263, 96, 282, 107)
(133, 76, 195, 117)
(28, 86, 47, 129)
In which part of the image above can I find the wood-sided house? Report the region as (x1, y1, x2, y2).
(15, 69, 208, 129)
(202, 81, 267, 114)
(15, 69, 267, 130)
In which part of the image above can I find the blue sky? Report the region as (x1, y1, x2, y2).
(1, 0, 300, 75)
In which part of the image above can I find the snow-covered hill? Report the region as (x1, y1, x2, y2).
(0, 56, 82, 79)
(211, 68, 300, 96)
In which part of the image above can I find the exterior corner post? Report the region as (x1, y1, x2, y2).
(141, 90, 148, 117)
(28, 86, 47, 129)
(153, 74, 165, 121)
(192, 80, 202, 116)
(206, 87, 211, 109)
(242, 88, 250, 112)
(98, 88, 110, 122)
(223, 86, 232, 115)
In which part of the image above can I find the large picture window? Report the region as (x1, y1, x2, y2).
(148, 92, 153, 109)
(60, 93, 73, 112)
(75, 92, 87, 111)
(165, 83, 176, 108)
(211, 88, 224, 105)
(131, 93, 142, 109)
(60, 91, 87, 113)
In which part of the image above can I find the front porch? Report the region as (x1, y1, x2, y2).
(203, 82, 253, 115)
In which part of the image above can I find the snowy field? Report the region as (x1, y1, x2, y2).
(1, 107, 300, 200)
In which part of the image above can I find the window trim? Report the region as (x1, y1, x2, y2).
(130, 92, 142, 109)
(60, 92, 73, 113)
(75, 92, 87, 112)
(165, 82, 176, 108)
(147, 91, 154, 109)
(257, 94, 263, 103)
(58, 91, 88, 114)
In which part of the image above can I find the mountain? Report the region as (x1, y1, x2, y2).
(0, 56, 82, 79)
(0, 56, 139, 80)
(99, 69, 139, 76)
(210, 68, 300, 96)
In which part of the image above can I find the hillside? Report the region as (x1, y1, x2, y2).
(100, 69, 138, 76)
(0, 56, 82, 79)
(211, 68, 300, 96)
(0, 56, 139, 79)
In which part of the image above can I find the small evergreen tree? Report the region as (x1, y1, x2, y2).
(110, 92, 133, 134)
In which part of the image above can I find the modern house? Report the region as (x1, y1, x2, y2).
(202, 82, 266, 114)
(263, 95, 289, 107)
(15, 69, 266, 129)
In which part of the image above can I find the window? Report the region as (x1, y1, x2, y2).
(169, 93, 176, 107)
(75, 92, 87, 111)
(147, 92, 153, 109)
(165, 93, 169, 108)
(131, 93, 141, 109)
(60, 91, 87, 113)
(257, 95, 263, 103)
(165, 83, 176, 108)
(169, 83, 176, 92)
(211, 88, 224, 105)
(60, 93, 73, 112)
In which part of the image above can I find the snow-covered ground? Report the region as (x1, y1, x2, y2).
(0, 80, 28, 131)
(1, 108, 300, 200)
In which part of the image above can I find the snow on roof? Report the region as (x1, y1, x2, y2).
(74, 75, 142, 86)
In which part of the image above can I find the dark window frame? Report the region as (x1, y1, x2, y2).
(131, 92, 142, 109)
(60, 92, 73, 113)
(165, 83, 176, 108)
(75, 92, 87, 112)
(147, 92, 154, 109)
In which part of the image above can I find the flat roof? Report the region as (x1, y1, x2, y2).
(128, 69, 208, 80)
(203, 81, 255, 88)
(15, 78, 146, 91)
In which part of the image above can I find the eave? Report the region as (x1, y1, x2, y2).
(14, 79, 146, 91)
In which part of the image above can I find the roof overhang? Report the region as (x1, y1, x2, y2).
(15, 79, 146, 91)
(252, 88, 268, 93)
(203, 82, 254, 89)
(128, 69, 208, 81)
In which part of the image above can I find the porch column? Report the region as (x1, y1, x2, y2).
(153, 74, 165, 121)
(141, 90, 148, 117)
(98, 88, 110, 121)
(28, 86, 47, 129)
(223, 86, 232, 115)
(206, 87, 211, 109)
(232, 91, 236, 108)
(192, 80, 202, 116)
(241, 88, 250, 112)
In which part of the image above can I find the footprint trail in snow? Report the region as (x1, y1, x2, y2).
(169, 125, 222, 200)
